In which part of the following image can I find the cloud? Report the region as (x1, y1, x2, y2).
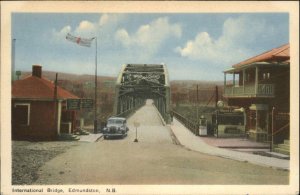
(52, 25, 72, 40)
(99, 14, 124, 28)
(115, 17, 182, 60)
(175, 15, 274, 66)
(115, 29, 130, 46)
(175, 32, 217, 59)
(64, 20, 98, 38)
(74, 20, 96, 37)
(99, 14, 111, 26)
(51, 14, 125, 43)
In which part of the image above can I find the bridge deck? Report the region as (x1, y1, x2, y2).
(127, 99, 163, 126)
(127, 99, 172, 144)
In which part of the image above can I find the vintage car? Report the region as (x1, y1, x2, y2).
(102, 117, 129, 139)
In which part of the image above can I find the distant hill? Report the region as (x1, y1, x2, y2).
(20, 71, 116, 83)
(170, 80, 223, 88)
(20, 71, 223, 87)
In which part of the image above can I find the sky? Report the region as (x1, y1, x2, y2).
(12, 13, 289, 81)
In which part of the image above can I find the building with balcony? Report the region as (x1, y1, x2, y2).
(223, 44, 290, 142)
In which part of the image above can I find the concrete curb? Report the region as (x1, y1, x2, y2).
(95, 134, 103, 142)
(78, 133, 103, 143)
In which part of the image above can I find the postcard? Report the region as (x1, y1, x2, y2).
(1, 1, 299, 195)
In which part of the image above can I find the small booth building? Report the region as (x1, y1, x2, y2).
(12, 65, 80, 140)
(223, 44, 290, 143)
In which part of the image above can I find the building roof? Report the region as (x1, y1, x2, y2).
(12, 75, 79, 100)
(232, 43, 290, 68)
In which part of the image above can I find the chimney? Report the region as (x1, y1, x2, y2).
(32, 65, 42, 78)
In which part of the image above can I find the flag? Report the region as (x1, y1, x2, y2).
(66, 33, 95, 47)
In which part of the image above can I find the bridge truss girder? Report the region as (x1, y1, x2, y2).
(114, 64, 171, 123)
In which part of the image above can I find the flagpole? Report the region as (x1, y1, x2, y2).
(65, 33, 98, 133)
(12, 38, 16, 81)
(94, 37, 98, 134)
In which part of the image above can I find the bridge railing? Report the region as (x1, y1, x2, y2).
(171, 110, 199, 136)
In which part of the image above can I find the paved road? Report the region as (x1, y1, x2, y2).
(35, 100, 288, 185)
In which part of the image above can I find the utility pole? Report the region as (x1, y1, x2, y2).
(12, 39, 16, 81)
(196, 84, 199, 121)
(54, 73, 58, 135)
(215, 85, 219, 108)
(94, 37, 98, 134)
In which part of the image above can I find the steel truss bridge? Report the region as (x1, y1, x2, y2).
(113, 64, 171, 124)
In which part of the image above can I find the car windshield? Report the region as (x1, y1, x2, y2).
(107, 119, 123, 125)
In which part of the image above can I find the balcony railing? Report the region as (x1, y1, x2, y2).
(224, 84, 274, 97)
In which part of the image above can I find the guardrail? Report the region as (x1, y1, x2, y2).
(171, 110, 199, 136)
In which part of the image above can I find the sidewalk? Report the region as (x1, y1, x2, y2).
(169, 118, 290, 170)
(200, 136, 270, 149)
(78, 133, 103, 142)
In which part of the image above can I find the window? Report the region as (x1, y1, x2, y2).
(263, 72, 271, 80)
(14, 103, 30, 126)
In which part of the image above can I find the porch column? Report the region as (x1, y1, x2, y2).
(57, 100, 62, 135)
(233, 73, 235, 86)
(255, 66, 259, 94)
(256, 110, 259, 134)
(242, 107, 247, 132)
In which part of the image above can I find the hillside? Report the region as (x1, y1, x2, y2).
(20, 71, 223, 88)
(170, 80, 223, 90)
(20, 71, 116, 83)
